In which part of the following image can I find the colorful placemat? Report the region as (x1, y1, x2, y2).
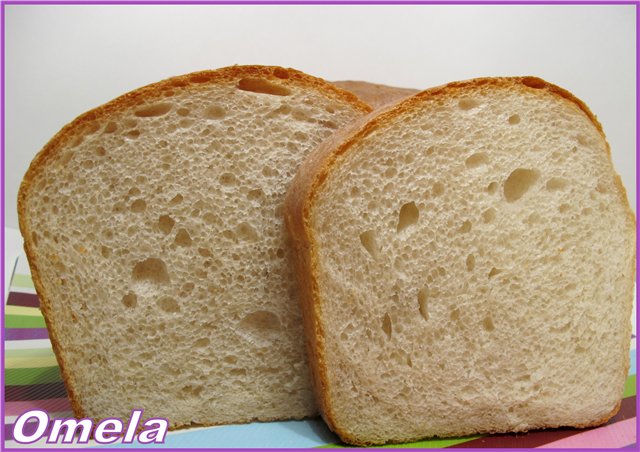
(3, 255, 637, 448)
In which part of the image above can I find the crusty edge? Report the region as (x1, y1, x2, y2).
(332, 80, 419, 109)
(17, 65, 371, 424)
(284, 76, 636, 446)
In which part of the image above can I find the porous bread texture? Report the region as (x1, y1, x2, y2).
(333, 80, 419, 109)
(285, 77, 636, 445)
(18, 65, 370, 428)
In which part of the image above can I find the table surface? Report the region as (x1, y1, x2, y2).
(3, 227, 637, 448)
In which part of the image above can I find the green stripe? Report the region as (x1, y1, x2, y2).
(10, 274, 35, 289)
(5, 366, 62, 385)
(623, 374, 636, 398)
(5, 314, 46, 328)
(4, 348, 54, 358)
(319, 436, 479, 448)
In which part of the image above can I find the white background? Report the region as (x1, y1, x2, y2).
(4, 4, 637, 233)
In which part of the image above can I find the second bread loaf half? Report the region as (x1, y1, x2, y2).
(285, 77, 635, 445)
(18, 65, 371, 428)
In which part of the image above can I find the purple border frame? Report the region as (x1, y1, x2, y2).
(0, 1, 637, 450)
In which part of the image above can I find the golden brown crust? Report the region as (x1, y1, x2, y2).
(332, 80, 419, 109)
(284, 75, 636, 446)
(17, 65, 371, 425)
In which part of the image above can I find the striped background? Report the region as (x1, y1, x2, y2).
(3, 255, 637, 448)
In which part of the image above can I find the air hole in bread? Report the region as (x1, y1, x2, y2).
(170, 194, 183, 205)
(125, 130, 141, 139)
(103, 122, 118, 133)
(130, 199, 146, 213)
(100, 246, 112, 259)
(121, 292, 137, 308)
(236, 222, 259, 242)
(382, 313, 392, 339)
(262, 166, 277, 177)
(487, 181, 498, 194)
(432, 182, 445, 197)
(174, 228, 193, 247)
(320, 120, 338, 129)
(177, 107, 190, 117)
(546, 177, 568, 191)
(132, 258, 170, 284)
(465, 152, 489, 169)
(466, 254, 475, 271)
(521, 77, 546, 89)
(482, 208, 496, 223)
(247, 189, 264, 201)
(95, 146, 107, 157)
(113, 202, 126, 214)
(417, 288, 429, 321)
(482, 316, 495, 331)
(450, 308, 460, 321)
(135, 103, 173, 118)
(219, 172, 236, 186)
(224, 355, 238, 364)
(179, 118, 195, 128)
(504, 168, 539, 202)
(178, 385, 203, 399)
(271, 104, 292, 116)
(194, 338, 209, 347)
(59, 151, 74, 165)
(488, 267, 502, 278)
(158, 215, 175, 235)
(237, 78, 292, 96)
(359, 230, 379, 260)
(198, 248, 212, 258)
(157, 296, 180, 313)
(182, 282, 195, 294)
(205, 105, 226, 120)
(526, 212, 541, 224)
(273, 68, 290, 79)
(558, 203, 571, 214)
(69, 135, 84, 148)
(239, 311, 281, 335)
(459, 220, 472, 233)
(458, 98, 480, 110)
(508, 114, 521, 125)
(397, 202, 419, 232)
(202, 212, 218, 225)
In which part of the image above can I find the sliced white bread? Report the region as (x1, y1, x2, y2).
(285, 77, 636, 445)
(18, 65, 371, 427)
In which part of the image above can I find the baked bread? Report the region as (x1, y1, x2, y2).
(18, 65, 370, 427)
(285, 76, 635, 445)
(333, 80, 419, 109)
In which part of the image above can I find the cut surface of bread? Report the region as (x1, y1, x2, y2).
(333, 80, 419, 109)
(18, 65, 370, 427)
(285, 77, 636, 445)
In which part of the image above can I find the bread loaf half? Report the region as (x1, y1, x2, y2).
(285, 77, 635, 445)
(18, 65, 371, 427)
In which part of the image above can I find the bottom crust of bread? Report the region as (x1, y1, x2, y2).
(333, 401, 623, 447)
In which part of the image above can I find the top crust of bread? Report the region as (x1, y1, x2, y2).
(18, 65, 371, 424)
(284, 76, 636, 445)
